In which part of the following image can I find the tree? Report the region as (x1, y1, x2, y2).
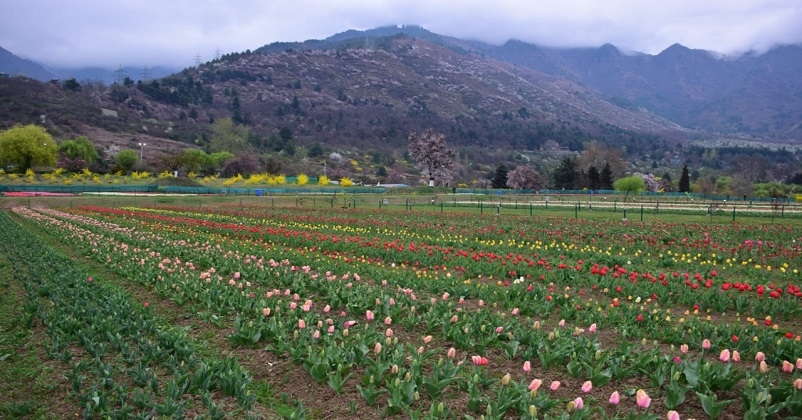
(408, 130, 456, 187)
(492, 163, 509, 189)
(59, 136, 98, 164)
(209, 117, 249, 154)
(506, 165, 546, 190)
(587, 166, 601, 191)
(62, 78, 81, 91)
(614, 175, 645, 201)
(679, 165, 691, 193)
(115, 150, 139, 172)
(308, 143, 323, 158)
(0, 124, 58, 172)
(158, 152, 186, 176)
(577, 141, 626, 180)
(600, 163, 613, 190)
(553, 157, 577, 190)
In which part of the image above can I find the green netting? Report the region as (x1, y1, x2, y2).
(0, 184, 158, 193)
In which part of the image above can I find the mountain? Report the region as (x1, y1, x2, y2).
(52, 65, 180, 85)
(0, 46, 59, 81)
(2, 26, 801, 169)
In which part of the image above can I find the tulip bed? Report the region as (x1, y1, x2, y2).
(5, 203, 802, 419)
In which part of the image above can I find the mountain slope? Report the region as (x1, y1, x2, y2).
(0, 46, 59, 81)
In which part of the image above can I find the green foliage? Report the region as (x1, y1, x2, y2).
(614, 175, 646, 194)
(115, 150, 138, 172)
(0, 124, 58, 172)
(209, 118, 249, 154)
(58, 136, 98, 164)
(492, 163, 508, 189)
(679, 165, 691, 193)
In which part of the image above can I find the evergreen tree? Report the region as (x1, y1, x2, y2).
(492, 164, 509, 189)
(553, 157, 577, 190)
(587, 165, 601, 191)
(679, 165, 691, 193)
(600, 162, 613, 190)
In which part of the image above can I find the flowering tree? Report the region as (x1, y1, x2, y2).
(408, 130, 456, 187)
(506, 166, 546, 191)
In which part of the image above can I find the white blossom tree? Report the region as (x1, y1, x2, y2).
(506, 166, 547, 191)
(408, 130, 456, 187)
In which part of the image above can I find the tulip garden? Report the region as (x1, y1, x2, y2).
(2, 202, 802, 419)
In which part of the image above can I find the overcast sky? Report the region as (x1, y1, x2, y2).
(2, 0, 801, 69)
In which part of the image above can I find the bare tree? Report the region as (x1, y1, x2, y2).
(408, 130, 456, 187)
(506, 166, 547, 190)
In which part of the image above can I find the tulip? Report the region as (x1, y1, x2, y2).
(794, 378, 802, 390)
(143, 302, 149, 308)
(719, 349, 731, 362)
(374, 343, 382, 354)
(759, 361, 768, 373)
(450, 315, 458, 323)
(327, 325, 335, 334)
(783, 360, 795, 373)
(528, 379, 542, 392)
(636, 389, 651, 409)
(384, 316, 392, 325)
(581, 381, 593, 393)
(732, 351, 741, 362)
(312, 330, 320, 339)
(297, 319, 306, 329)
(559, 319, 566, 327)
(447, 347, 456, 359)
(702, 339, 711, 350)
(511, 307, 519, 315)
(501, 373, 511, 385)
(755, 352, 766, 362)
(680, 344, 689, 354)
(589, 323, 597, 333)
(797, 358, 802, 370)
(523, 361, 531, 372)
(573, 397, 584, 410)
(667, 410, 681, 420)
(442, 292, 450, 300)
(234, 272, 240, 279)
(262, 308, 271, 316)
(550, 381, 561, 391)
(673, 356, 682, 364)
(609, 391, 620, 405)
(423, 335, 433, 344)
(366, 310, 374, 321)
(495, 326, 504, 334)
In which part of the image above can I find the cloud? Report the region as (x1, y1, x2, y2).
(1, 0, 800, 68)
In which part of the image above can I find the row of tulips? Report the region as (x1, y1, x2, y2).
(11, 204, 802, 419)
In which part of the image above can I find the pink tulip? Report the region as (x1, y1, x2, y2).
(423, 335, 433, 344)
(759, 361, 768, 373)
(262, 308, 271, 316)
(495, 326, 504, 334)
(388, 297, 395, 305)
(719, 349, 731, 362)
(447, 347, 456, 359)
(783, 360, 795, 373)
(312, 330, 320, 339)
(589, 323, 597, 333)
(374, 343, 382, 354)
(702, 339, 711, 350)
(581, 381, 593, 393)
(680, 344, 689, 354)
(673, 356, 682, 364)
(797, 358, 802, 370)
(234, 272, 240, 279)
(366, 310, 374, 320)
(327, 325, 335, 334)
(511, 308, 519, 315)
(636, 389, 651, 409)
(450, 315, 458, 323)
(732, 351, 741, 362)
(523, 361, 531, 372)
(755, 352, 766, 362)
(297, 319, 306, 329)
(559, 319, 566, 327)
(550, 381, 561, 391)
(323, 305, 330, 313)
(528, 379, 542, 392)
(478, 299, 485, 306)
(442, 292, 450, 300)
(667, 410, 681, 420)
(573, 397, 584, 410)
(609, 391, 620, 405)
(385, 328, 393, 338)
(794, 378, 802, 390)
(384, 316, 392, 325)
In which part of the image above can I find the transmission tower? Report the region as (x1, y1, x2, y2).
(194, 54, 203, 67)
(141, 66, 152, 82)
(214, 47, 221, 60)
(114, 65, 126, 84)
